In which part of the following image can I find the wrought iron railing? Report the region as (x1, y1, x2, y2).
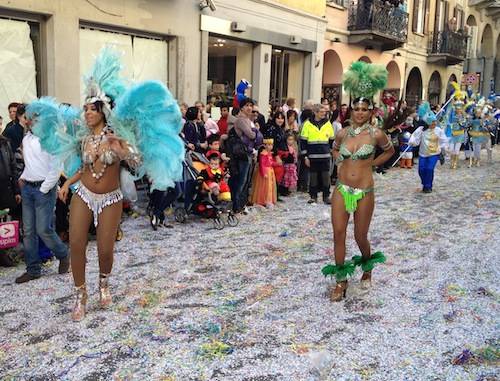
(347, 0, 408, 42)
(430, 30, 468, 58)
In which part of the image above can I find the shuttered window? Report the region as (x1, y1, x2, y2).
(412, 0, 426, 34)
(412, 0, 420, 33)
(79, 27, 168, 105)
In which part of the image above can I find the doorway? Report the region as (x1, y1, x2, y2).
(270, 49, 304, 108)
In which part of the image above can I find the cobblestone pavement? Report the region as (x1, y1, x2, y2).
(0, 149, 499, 381)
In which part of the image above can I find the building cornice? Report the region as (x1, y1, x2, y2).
(216, 0, 327, 23)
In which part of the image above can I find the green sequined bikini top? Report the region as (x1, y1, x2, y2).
(337, 124, 376, 164)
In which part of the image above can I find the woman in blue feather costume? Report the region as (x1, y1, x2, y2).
(27, 48, 184, 321)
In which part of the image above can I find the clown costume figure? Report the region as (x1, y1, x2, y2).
(448, 100, 468, 169)
(409, 103, 448, 193)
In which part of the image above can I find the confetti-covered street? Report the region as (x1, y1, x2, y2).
(0, 151, 499, 381)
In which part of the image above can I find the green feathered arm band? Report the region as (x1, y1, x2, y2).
(321, 261, 356, 282)
(352, 251, 386, 272)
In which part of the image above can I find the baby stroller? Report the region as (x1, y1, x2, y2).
(174, 150, 238, 230)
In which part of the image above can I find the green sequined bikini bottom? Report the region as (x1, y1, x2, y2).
(336, 181, 374, 213)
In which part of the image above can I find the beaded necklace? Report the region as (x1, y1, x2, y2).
(87, 128, 107, 180)
(347, 123, 371, 137)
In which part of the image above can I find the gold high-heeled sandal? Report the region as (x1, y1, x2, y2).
(330, 280, 348, 302)
(360, 271, 372, 289)
(99, 273, 112, 308)
(71, 284, 87, 322)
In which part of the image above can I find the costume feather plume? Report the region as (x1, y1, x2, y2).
(343, 61, 388, 99)
(417, 101, 431, 119)
(113, 80, 184, 190)
(352, 251, 386, 272)
(27, 98, 83, 177)
(450, 81, 465, 101)
(83, 47, 127, 105)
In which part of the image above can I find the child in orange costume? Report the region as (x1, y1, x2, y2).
(198, 151, 231, 202)
(250, 139, 281, 208)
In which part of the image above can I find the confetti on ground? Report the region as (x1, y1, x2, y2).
(0, 149, 499, 380)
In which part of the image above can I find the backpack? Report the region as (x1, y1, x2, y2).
(225, 128, 248, 160)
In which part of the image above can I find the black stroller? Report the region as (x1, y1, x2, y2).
(173, 150, 238, 230)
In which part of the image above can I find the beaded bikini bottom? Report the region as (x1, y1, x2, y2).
(336, 181, 374, 214)
(75, 183, 123, 227)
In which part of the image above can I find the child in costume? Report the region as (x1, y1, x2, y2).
(469, 107, 489, 167)
(398, 131, 413, 168)
(482, 109, 495, 163)
(409, 102, 448, 193)
(322, 61, 394, 302)
(26, 47, 184, 321)
(279, 133, 299, 194)
(198, 150, 231, 202)
(206, 133, 229, 166)
(249, 138, 279, 208)
(448, 100, 468, 169)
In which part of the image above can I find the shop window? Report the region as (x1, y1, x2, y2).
(79, 26, 168, 103)
(207, 35, 253, 104)
(0, 18, 40, 123)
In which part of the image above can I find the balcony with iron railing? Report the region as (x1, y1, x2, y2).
(428, 30, 468, 66)
(347, 0, 408, 51)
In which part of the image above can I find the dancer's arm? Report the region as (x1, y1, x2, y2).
(332, 128, 346, 161)
(59, 171, 82, 203)
(372, 129, 395, 167)
(409, 126, 423, 147)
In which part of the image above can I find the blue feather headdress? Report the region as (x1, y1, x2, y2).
(417, 101, 437, 125)
(83, 47, 127, 119)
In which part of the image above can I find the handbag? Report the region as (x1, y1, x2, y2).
(0, 220, 19, 250)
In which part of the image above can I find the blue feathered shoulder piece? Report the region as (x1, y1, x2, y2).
(113, 80, 184, 190)
(27, 98, 84, 177)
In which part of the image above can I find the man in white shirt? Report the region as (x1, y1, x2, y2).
(14, 105, 69, 284)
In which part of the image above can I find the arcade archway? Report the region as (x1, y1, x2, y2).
(405, 67, 422, 107)
(428, 71, 442, 106)
(322, 49, 343, 104)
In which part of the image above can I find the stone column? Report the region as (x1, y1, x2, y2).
(252, 43, 272, 109)
(482, 57, 494, 96)
(199, 31, 209, 104)
(47, 11, 80, 104)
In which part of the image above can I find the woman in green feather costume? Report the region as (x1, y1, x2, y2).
(322, 61, 393, 302)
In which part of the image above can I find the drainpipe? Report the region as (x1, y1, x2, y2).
(480, 56, 486, 96)
(402, 62, 408, 100)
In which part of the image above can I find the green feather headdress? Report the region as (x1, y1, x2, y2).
(343, 61, 388, 100)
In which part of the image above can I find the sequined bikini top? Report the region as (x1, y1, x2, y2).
(82, 135, 119, 166)
(337, 124, 376, 164)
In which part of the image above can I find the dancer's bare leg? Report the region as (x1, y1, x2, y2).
(331, 188, 350, 265)
(353, 192, 375, 260)
(69, 195, 93, 287)
(96, 201, 122, 275)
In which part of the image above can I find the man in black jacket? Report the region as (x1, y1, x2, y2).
(2, 103, 24, 153)
(0, 135, 21, 267)
(0, 136, 21, 210)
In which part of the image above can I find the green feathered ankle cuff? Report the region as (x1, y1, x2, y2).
(351, 251, 386, 272)
(321, 261, 356, 282)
